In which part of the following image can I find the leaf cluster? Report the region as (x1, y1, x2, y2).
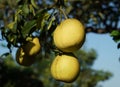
(110, 30, 120, 49)
(0, 0, 58, 53)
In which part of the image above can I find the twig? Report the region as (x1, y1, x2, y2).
(59, 7, 68, 19)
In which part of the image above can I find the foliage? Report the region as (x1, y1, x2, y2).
(0, 0, 120, 51)
(0, 54, 43, 87)
(110, 30, 120, 48)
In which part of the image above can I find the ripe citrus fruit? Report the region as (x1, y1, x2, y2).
(16, 47, 35, 66)
(50, 53, 80, 83)
(53, 18, 85, 52)
(23, 37, 41, 56)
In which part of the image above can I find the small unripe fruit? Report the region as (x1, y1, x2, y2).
(23, 37, 41, 56)
(16, 47, 35, 66)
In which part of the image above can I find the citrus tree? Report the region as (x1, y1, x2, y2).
(0, 0, 119, 87)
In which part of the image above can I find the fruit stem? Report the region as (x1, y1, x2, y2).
(59, 7, 68, 19)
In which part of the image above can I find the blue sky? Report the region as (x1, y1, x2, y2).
(85, 33, 120, 87)
(0, 32, 120, 87)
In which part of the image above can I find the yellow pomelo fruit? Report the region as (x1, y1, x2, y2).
(16, 47, 35, 66)
(53, 18, 85, 52)
(23, 37, 41, 56)
(50, 53, 80, 83)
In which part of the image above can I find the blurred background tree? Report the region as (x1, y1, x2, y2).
(0, 0, 119, 87)
(0, 49, 112, 87)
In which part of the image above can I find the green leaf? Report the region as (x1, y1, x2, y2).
(110, 30, 120, 42)
(31, 0, 38, 9)
(15, 9, 22, 22)
(22, 4, 29, 14)
(47, 16, 55, 30)
(36, 11, 51, 30)
(7, 22, 15, 29)
(29, 4, 35, 16)
(110, 30, 120, 37)
(7, 22, 17, 33)
(21, 20, 36, 38)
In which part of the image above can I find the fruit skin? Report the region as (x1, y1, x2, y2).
(50, 53, 80, 83)
(53, 18, 85, 52)
(23, 37, 41, 56)
(16, 47, 35, 66)
(16, 37, 40, 66)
